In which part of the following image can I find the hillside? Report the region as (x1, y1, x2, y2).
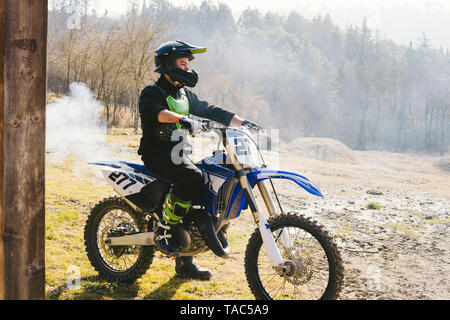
(47, 1, 450, 155)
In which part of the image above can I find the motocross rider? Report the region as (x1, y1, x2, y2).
(138, 40, 261, 280)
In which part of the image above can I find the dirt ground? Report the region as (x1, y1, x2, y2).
(271, 138, 450, 300)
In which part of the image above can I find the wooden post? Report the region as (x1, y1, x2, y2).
(1, 0, 47, 299)
(0, 0, 5, 301)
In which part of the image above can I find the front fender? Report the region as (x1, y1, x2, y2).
(224, 168, 323, 220)
(247, 169, 324, 197)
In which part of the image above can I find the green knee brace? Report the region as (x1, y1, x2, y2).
(163, 193, 192, 225)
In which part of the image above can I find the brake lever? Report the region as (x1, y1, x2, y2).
(200, 119, 210, 131)
(242, 124, 263, 133)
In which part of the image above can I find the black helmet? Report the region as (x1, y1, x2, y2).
(154, 40, 207, 87)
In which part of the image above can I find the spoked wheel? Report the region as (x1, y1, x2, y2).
(84, 197, 154, 283)
(245, 212, 344, 300)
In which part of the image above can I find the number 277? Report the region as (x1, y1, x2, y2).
(108, 172, 137, 190)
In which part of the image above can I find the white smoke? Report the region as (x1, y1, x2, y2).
(46, 82, 110, 164)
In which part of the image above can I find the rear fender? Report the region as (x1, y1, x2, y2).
(89, 161, 171, 212)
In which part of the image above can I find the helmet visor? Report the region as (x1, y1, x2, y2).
(191, 47, 207, 54)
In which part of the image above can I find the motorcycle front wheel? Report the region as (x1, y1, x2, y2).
(244, 212, 344, 300)
(84, 196, 155, 283)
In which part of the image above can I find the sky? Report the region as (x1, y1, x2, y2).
(94, 0, 450, 49)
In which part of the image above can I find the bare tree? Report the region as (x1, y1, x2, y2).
(122, 10, 166, 132)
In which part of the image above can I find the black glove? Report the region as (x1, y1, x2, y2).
(156, 124, 178, 142)
(242, 120, 263, 131)
(179, 117, 206, 136)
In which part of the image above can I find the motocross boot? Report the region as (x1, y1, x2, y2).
(175, 256, 212, 280)
(154, 193, 191, 256)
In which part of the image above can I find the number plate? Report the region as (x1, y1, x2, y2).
(226, 129, 259, 168)
(103, 169, 153, 196)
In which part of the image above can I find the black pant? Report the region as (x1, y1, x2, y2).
(141, 148, 206, 202)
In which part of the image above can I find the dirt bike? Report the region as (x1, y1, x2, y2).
(84, 119, 344, 300)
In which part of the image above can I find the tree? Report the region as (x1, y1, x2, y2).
(122, 9, 164, 132)
(237, 7, 262, 31)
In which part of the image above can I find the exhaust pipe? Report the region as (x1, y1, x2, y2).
(108, 232, 154, 246)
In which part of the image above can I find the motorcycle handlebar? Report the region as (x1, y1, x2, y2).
(199, 119, 263, 133)
(198, 118, 267, 168)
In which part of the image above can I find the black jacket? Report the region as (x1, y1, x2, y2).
(138, 76, 235, 157)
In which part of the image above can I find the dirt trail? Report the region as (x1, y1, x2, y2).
(272, 138, 450, 299)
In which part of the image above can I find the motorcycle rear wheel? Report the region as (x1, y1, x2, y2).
(84, 196, 154, 283)
(245, 212, 344, 300)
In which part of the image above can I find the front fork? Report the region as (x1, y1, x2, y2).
(240, 177, 284, 267)
(225, 143, 292, 270)
(256, 181, 293, 250)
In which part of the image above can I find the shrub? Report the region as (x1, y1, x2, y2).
(366, 201, 382, 210)
(366, 190, 383, 195)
